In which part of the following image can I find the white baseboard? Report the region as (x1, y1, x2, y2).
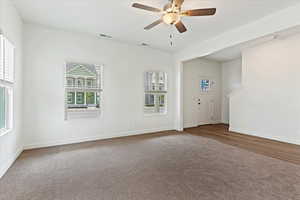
(221, 120, 229, 124)
(24, 126, 173, 150)
(210, 120, 222, 125)
(0, 148, 23, 179)
(184, 122, 198, 129)
(229, 127, 300, 146)
(184, 120, 222, 129)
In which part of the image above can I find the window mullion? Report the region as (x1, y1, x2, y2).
(154, 72, 160, 113)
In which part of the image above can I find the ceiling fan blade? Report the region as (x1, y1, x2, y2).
(175, 20, 187, 33)
(144, 19, 163, 30)
(173, 0, 184, 8)
(132, 3, 161, 12)
(181, 8, 216, 16)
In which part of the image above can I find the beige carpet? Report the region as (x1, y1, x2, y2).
(1, 131, 300, 200)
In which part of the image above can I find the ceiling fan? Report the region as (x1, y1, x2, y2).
(132, 0, 216, 33)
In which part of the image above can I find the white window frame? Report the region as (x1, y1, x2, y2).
(144, 71, 167, 115)
(64, 63, 103, 120)
(0, 34, 14, 136)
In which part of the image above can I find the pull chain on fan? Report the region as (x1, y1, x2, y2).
(170, 33, 173, 46)
(169, 24, 176, 47)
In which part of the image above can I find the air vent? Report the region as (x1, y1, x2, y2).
(141, 43, 150, 47)
(99, 33, 112, 39)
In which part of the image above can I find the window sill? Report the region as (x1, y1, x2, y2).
(144, 113, 167, 117)
(66, 108, 101, 120)
(67, 108, 100, 112)
(0, 128, 12, 137)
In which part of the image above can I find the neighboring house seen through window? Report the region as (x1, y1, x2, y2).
(65, 62, 102, 118)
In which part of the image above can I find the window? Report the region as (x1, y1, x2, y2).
(76, 78, 84, 87)
(67, 77, 74, 87)
(86, 79, 95, 88)
(0, 35, 14, 135)
(86, 92, 95, 105)
(67, 92, 75, 104)
(76, 92, 85, 105)
(144, 71, 167, 114)
(65, 62, 102, 118)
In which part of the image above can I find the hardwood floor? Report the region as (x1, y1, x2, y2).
(184, 124, 300, 165)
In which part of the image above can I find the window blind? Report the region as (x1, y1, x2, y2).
(3, 37, 14, 82)
(0, 35, 4, 80)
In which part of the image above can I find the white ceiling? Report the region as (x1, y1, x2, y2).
(204, 45, 242, 62)
(12, 0, 300, 52)
(204, 25, 300, 62)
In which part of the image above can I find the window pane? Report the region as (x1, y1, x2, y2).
(0, 87, 5, 129)
(144, 93, 155, 113)
(67, 92, 75, 104)
(76, 92, 85, 104)
(96, 92, 100, 108)
(86, 79, 92, 87)
(86, 92, 95, 104)
(159, 95, 165, 106)
(158, 94, 166, 113)
(76, 78, 84, 87)
(158, 72, 166, 91)
(145, 94, 154, 106)
(67, 78, 74, 86)
(144, 72, 156, 91)
(144, 72, 167, 92)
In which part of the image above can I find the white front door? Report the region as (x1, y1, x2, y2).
(195, 94, 215, 126)
(183, 72, 218, 128)
(194, 75, 217, 126)
(183, 59, 222, 128)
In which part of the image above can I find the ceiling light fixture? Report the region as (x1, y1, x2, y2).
(162, 12, 180, 25)
(132, 0, 216, 33)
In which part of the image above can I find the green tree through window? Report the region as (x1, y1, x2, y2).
(159, 95, 165, 107)
(86, 92, 95, 104)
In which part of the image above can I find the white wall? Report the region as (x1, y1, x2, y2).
(183, 58, 222, 128)
(230, 33, 300, 145)
(0, 0, 23, 178)
(174, 3, 300, 131)
(221, 59, 242, 124)
(22, 24, 175, 149)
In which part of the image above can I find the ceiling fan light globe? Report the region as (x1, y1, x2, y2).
(163, 13, 180, 25)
